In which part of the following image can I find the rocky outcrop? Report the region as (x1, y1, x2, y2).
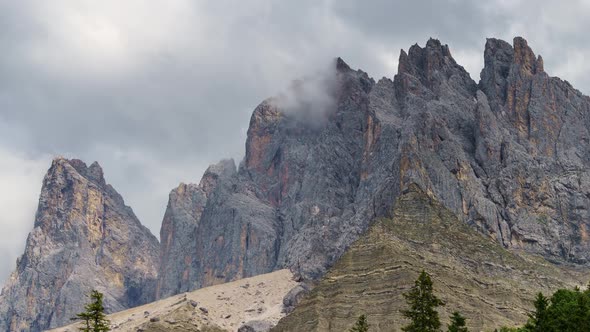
(157, 57, 381, 298)
(238, 320, 274, 332)
(476, 37, 590, 260)
(0, 158, 160, 331)
(156, 158, 257, 295)
(157, 37, 590, 299)
(271, 185, 589, 331)
(156, 160, 236, 299)
(49, 269, 299, 332)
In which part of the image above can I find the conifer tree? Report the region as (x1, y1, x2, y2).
(75, 290, 110, 332)
(349, 314, 369, 332)
(401, 270, 444, 332)
(525, 292, 548, 332)
(447, 311, 468, 332)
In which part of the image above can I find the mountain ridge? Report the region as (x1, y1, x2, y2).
(158, 35, 590, 299)
(3, 36, 590, 331)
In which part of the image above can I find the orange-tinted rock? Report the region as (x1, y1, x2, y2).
(0, 158, 160, 331)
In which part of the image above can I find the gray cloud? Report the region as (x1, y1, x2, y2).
(273, 63, 338, 127)
(0, 0, 589, 283)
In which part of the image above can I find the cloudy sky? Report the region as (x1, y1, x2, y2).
(1, 0, 589, 283)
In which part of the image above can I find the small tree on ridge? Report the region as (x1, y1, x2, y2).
(75, 290, 110, 332)
(349, 314, 369, 332)
(401, 270, 444, 332)
(447, 311, 469, 332)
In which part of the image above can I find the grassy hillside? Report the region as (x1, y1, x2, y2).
(272, 184, 589, 332)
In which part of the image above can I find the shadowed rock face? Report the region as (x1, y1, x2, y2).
(0, 158, 160, 331)
(157, 36, 590, 299)
(156, 159, 236, 299)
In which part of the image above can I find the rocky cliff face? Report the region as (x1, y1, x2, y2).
(156, 160, 236, 299)
(0, 158, 160, 331)
(157, 37, 590, 298)
(476, 37, 590, 260)
(157, 57, 382, 298)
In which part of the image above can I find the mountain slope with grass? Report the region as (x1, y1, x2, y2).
(272, 185, 589, 332)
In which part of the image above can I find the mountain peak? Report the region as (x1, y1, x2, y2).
(398, 38, 456, 77)
(395, 38, 474, 100)
(335, 57, 351, 72)
(480, 36, 547, 115)
(512, 36, 544, 74)
(482, 37, 544, 81)
(1, 158, 159, 331)
(51, 157, 106, 187)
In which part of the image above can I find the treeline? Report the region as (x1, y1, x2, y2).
(349, 271, 590, 332)
(497, 283, 590, 332)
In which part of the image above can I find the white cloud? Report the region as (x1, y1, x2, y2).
(20, 0, 204, 78)
(453, 48, 485, 80)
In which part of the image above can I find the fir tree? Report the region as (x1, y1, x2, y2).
(75, 290, 110, 332)
(447, 311, 468, 332)
(401, 270, 444, 332)
(349, 314, 369, 332)
(525, 292, 548, 332)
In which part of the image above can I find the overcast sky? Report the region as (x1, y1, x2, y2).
(1, 0, 590, 283)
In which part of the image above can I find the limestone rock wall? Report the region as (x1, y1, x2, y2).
(0, 158, 160, 331)
(157, 37, 590, 299)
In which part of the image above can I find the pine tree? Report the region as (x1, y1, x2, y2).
(447, 311, 468, 332)
(74, 312, 91, 332)
(525, 292, 548, 332)
(75, 290, 110, 332)
(401, 270, 444, 332)
(349, 314, 369, 332)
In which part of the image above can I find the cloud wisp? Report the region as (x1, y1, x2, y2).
(273, 64, 339, 128)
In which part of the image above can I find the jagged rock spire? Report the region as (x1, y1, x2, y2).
(480, 36, 545, 113)
(0, 158, 160, 331)
(394, 38, 476, 101)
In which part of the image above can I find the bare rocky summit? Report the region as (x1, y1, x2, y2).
(0, 158, 160, 331)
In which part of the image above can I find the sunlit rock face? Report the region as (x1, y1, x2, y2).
(157, 37, 590, 298)
(0, 158, 160, 331)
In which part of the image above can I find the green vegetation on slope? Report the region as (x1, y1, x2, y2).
(74, 290, 110, 332)
(401, 271, 444, 332)
(495, 284, 590, 332)
(349, 315, 369, 332)
(447, 312, 469, 332)
(271, 184, 589, 331)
